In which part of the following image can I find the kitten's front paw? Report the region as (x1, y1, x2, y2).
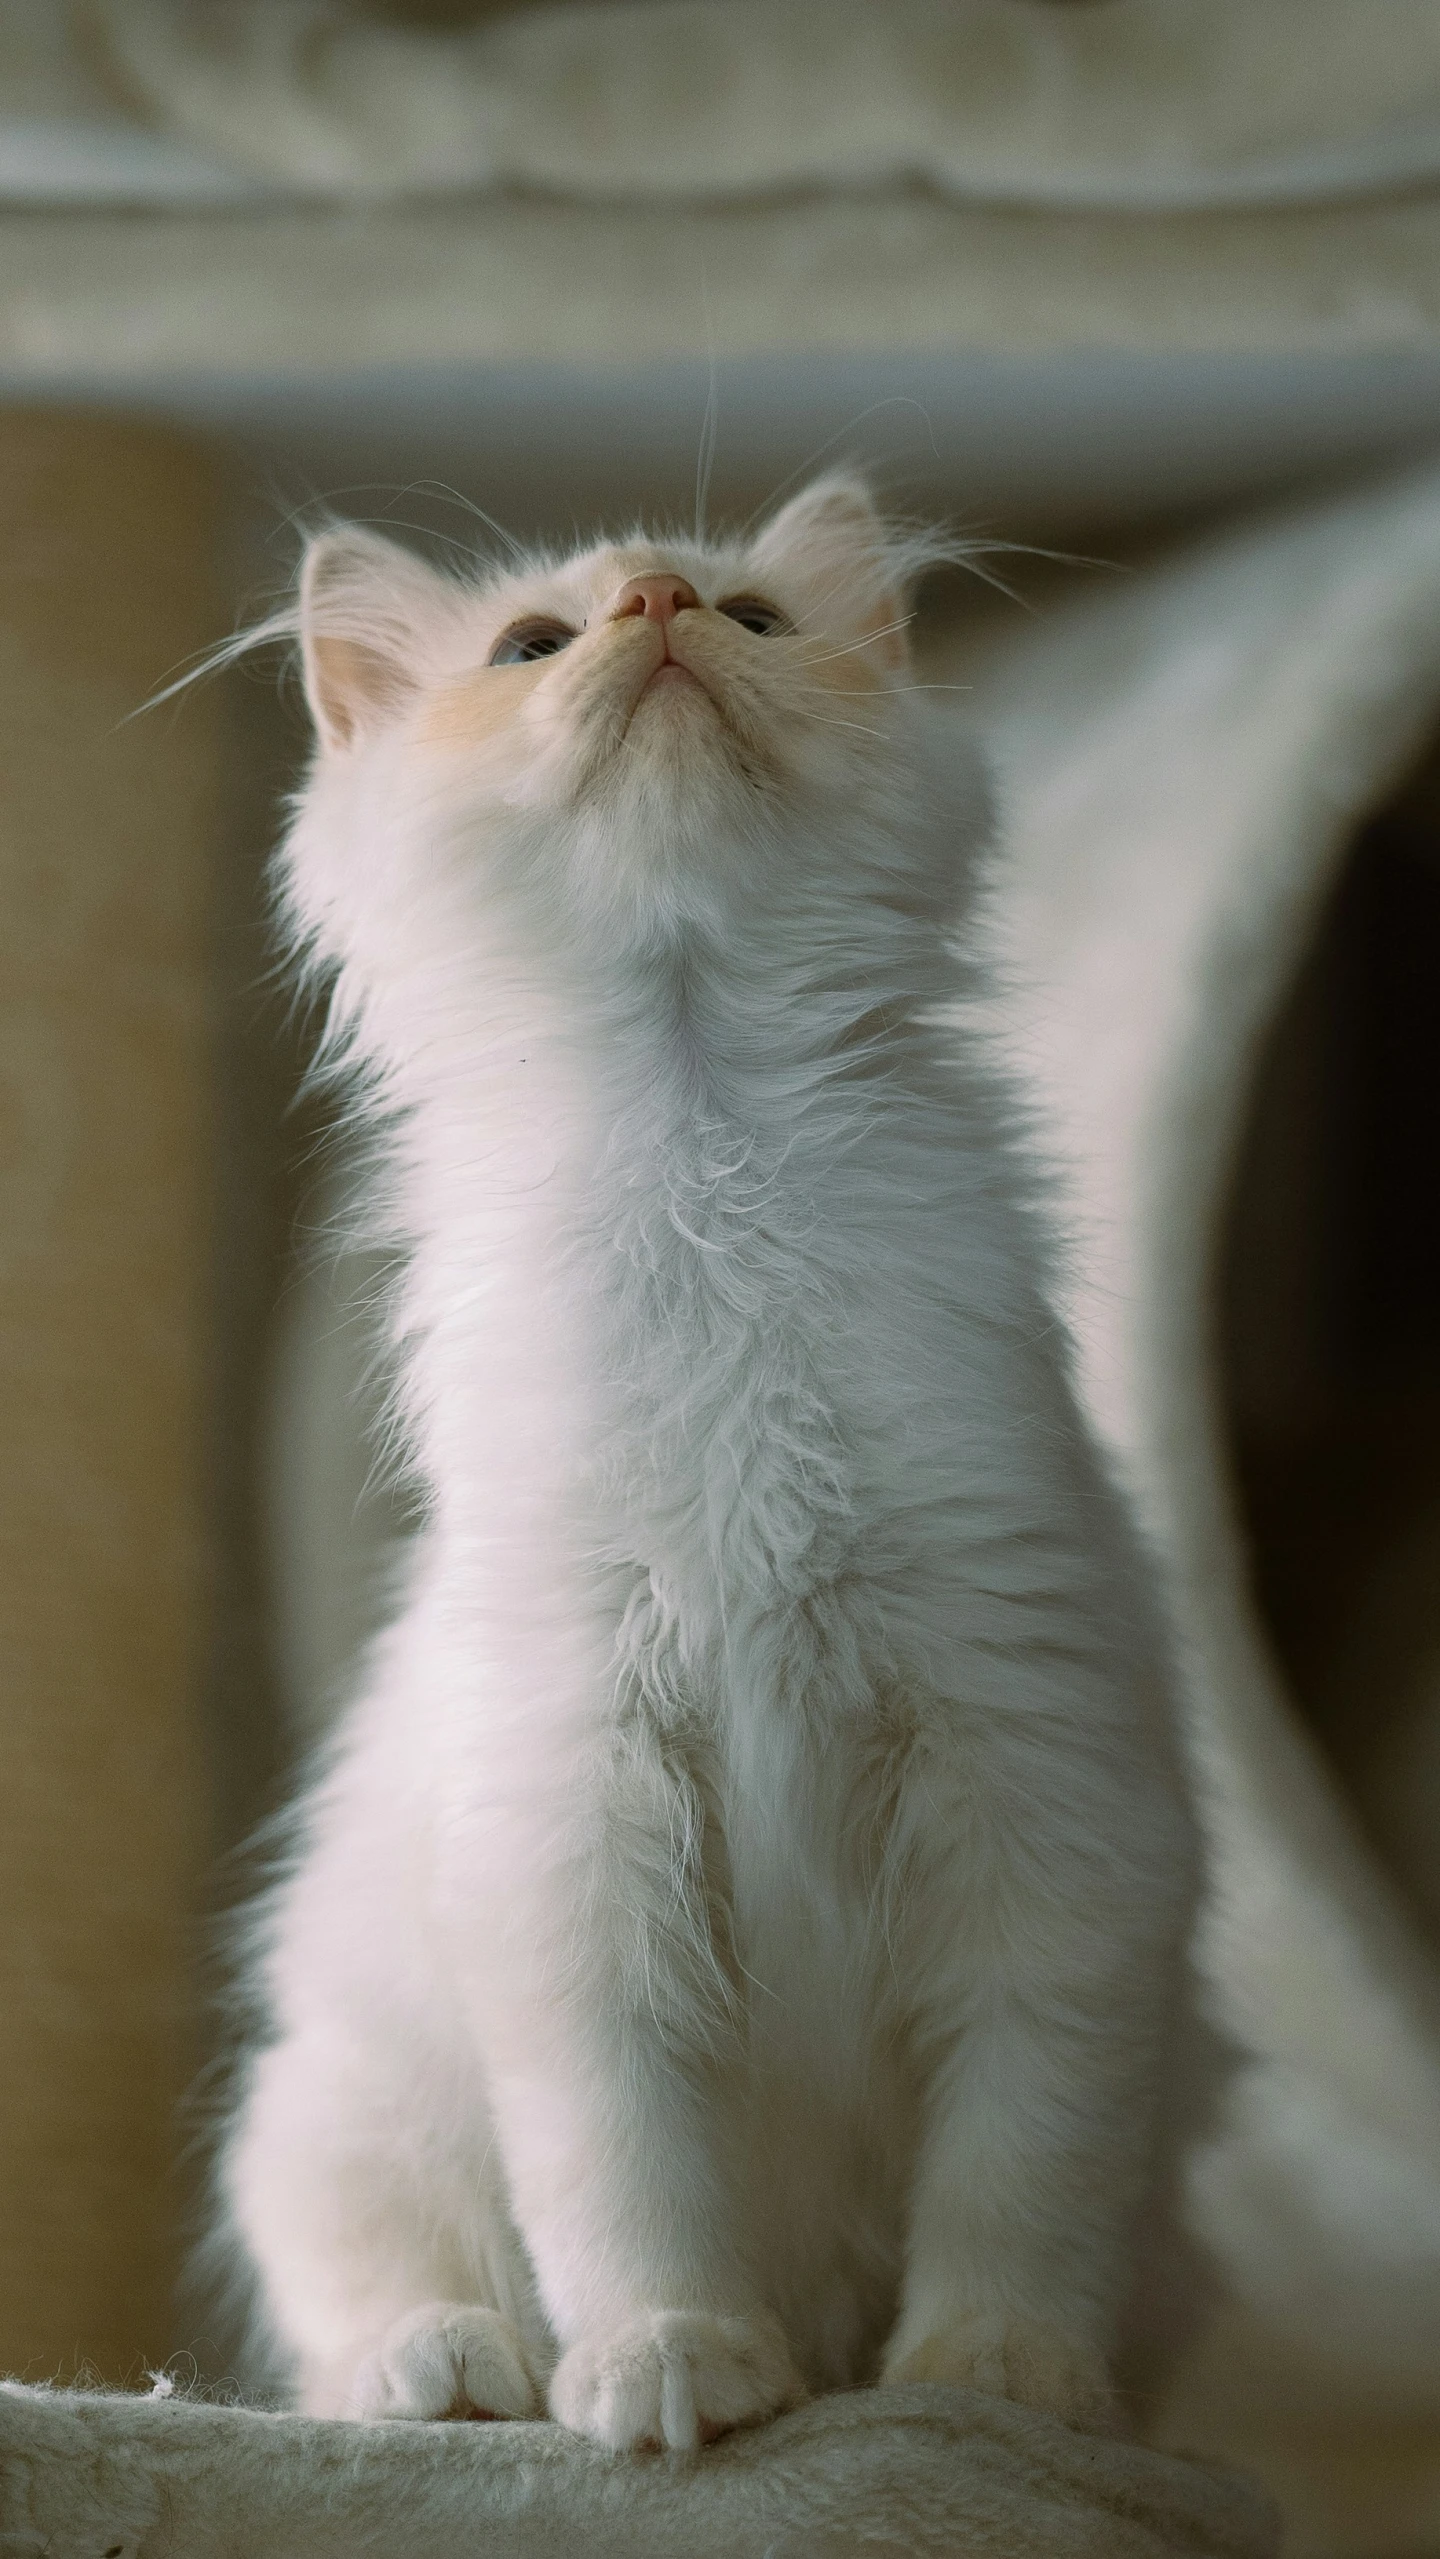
(883, 2313, 1116, 2433)
(550, 2308, 803, 2453)
(347, 2300, 540, 2422)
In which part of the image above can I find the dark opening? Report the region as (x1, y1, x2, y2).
(1218, 736, 1440, 1944)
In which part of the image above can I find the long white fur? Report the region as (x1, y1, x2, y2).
(219, 478, 1198, 2452)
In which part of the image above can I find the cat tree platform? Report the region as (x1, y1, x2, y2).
(0, 2380, 1277, 2559)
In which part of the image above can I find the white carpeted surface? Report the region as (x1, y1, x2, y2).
(0, 2379, 1278, 2558)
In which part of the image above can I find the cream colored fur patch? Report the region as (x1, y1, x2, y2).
(421, 658, 549, 748)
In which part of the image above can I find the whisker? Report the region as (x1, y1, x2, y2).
(694, 276, 719, 543)
(399, 481, 528, 567)
(781, 568, 905, 640)
(800, 614, 917, 665)
(950, 556, 1030, 608)
(737, 398, 939, 537)
(796, 709, 888, 740)
(940, 537, 1119, 610)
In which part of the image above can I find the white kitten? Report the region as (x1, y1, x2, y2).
(219, 477, 1197, 2452)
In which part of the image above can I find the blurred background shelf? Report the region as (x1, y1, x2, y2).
(3, 196, 1440, 541)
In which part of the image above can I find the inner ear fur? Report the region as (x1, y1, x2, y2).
(752, 475, 910, 670)
(300, 526, 451, 753)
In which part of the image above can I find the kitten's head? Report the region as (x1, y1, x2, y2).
(286, 475, 977, 965)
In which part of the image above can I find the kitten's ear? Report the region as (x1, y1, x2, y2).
(299, 526, 449, 753)
(751, 475, 909, 669)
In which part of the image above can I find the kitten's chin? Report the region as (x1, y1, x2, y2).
(509, 628, 789, 825)
(623, 658, 783, 798)
(628, 662, 718, 724)
(620, 663, 753, 797)
(642, 663, 706, 698)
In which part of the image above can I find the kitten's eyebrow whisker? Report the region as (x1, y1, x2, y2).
(380, 480, 529, 568)
(737, 397, 934, 536)
(694, 290, 720, 543)
(958, 564, 1027, 607)
(944, 544, 1094, 609)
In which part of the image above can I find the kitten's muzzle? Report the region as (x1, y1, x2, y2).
(605, 574, 716, 716)
(608, 575, 702, 641)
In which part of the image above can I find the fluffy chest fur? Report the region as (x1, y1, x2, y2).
(396, 930, 1041, 1717)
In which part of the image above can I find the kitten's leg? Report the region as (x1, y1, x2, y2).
(459, 1705, 803, 2451)
(227, 2028, 546, 2421)
(881, 1708, 1191, 2433)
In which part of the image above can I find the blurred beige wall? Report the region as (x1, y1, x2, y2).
(0, 413, 229, 2381)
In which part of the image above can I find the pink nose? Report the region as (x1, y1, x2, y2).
(609, 574, 701, 627)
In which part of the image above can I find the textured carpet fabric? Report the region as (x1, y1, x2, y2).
(0, 2380, 1278, 2559)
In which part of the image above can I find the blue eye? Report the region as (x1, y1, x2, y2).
(718, 596, 791, 637)
(488, 618, 577, 666)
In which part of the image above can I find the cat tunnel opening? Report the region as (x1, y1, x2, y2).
(1218, 728, 1440, 1951)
